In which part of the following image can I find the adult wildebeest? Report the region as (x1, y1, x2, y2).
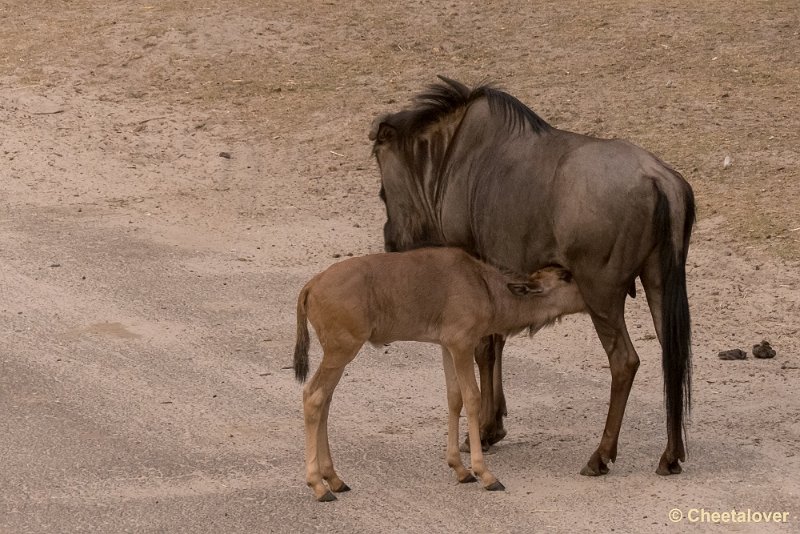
(369, 77, 695, 476)
(294, 247, 585, 501)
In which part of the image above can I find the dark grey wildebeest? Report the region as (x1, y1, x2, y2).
(369, 77, 695, 476)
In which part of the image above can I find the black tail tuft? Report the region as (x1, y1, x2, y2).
(293, 287, 311, 383)
(654, 185, 694, 452)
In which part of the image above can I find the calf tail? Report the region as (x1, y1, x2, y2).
(293, 285, 311, 383)
(653, 177, 695, 456)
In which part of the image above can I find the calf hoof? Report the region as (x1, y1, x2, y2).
(458, 473, 478, 484)
(317, 490, 337, 502)
(484, 480, 505, 491)
(331, 482, 351, 493)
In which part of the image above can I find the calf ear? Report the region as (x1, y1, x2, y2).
(507, 282, 545, 296)
(369, 113, 394, 142)
(556, 268, 573, 283)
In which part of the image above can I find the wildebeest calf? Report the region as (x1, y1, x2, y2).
(293, 247, 585, 502)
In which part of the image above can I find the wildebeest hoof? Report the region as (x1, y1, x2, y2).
(458, 473, 478, 484)
(580, 464, 602, 476)
(656, 459, 683, 476)
(486, 428, 507, 446)
(317, 490, 337, 502)
(752, 340, 776, 359)
(580, 455, 610, 476)
(484, 480, 505, 491)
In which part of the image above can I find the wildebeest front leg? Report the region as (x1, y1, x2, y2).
(490, 334, 508, 442)
(581, 303, 640, 477)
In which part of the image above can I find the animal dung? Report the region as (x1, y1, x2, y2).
(718, 348, 747, 360)
(752, 340, 776, 359)
(718, 342, 777, 360)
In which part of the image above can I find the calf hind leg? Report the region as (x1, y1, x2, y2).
(303, 344, 359, 502)
(318, 394, 351, 492)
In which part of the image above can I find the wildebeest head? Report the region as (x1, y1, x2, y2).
(370, 110, 442, 252)
(369, 113, 398, 250)
(370, 78, 478, 252)
(371, 76, 552, 253)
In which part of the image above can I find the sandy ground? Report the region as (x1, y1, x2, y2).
(2, 1, 799, 532)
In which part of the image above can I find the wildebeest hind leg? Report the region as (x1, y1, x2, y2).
(641, 259, 686, 475)
(580, 290, 639, 477)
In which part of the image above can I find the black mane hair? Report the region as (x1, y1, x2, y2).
(381, 76, 552, 140)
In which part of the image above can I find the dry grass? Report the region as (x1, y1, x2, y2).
(3, 0, 797, 260)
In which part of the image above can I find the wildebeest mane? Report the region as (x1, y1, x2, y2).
(381, 76, 551, 142)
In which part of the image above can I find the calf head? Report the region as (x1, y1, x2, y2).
(507, 267, 574, 296)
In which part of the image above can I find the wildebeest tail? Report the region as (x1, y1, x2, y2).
(293, 285, 311, 383)
(653, 176, 695, 457)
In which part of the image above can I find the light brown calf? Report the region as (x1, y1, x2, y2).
(293, 247, 585, 502)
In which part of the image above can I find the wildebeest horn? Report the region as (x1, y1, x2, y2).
(369, 113, 391, 141)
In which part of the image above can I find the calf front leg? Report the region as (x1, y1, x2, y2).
(462, 335, 507, 452)
(448, 344, 503, 491)
(442, 347, 477, 484)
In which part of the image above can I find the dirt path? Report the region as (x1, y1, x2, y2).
(2, 1, 799, 532)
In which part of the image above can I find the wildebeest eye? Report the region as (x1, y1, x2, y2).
(370, 123, 396, 145)
(368, 113, 391, 142)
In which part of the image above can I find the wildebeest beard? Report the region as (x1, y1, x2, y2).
(373, 77, 546, 256)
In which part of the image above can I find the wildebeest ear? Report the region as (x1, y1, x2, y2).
(507, 282, 544, 296)
(369, 113, 395, 143)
